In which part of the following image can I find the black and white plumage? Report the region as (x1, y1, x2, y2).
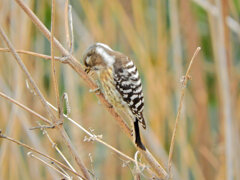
(83, 43, 146, 150)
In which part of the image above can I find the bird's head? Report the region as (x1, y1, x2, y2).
(83, 43, 115, 74)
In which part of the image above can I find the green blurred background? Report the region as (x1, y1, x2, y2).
(0, 0, 240, 179)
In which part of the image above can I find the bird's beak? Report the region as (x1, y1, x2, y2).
(84, 67, 91, 74)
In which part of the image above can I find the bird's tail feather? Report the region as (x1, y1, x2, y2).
(134, 119, 146, 150)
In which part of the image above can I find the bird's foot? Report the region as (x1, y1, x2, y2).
(89, 87, 100, 94)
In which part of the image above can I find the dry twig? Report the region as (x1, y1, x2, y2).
(13, 0, 168, 178)
(50, 0, 61, 115)
(0, 91, 156, 178)
(0, 132, 84, 179)
(167, 47, 201, 176)
(27, 152, 72, 180)
(0, 23, 91, 180)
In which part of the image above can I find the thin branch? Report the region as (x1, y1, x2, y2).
(134, 151, 141, 180)
(215, 0, 233, 179)
(0, 91, 51, 125)
(51, 0, 60, 115)
(0, 23, 91, 180)
(0, 90, 140, 171)
(64, 0, 74, 53)
(13, 0, 167, 178)
(0, 24, 56, 123)
(192, 0, 240, 38)
(14, 0, 130, 135)
(0, 48, 66, 62)
(52, 161, 72, 180)
(0, 132, 84, 179)
(68, 5, 74, 53)
(64, 0, 70, 49)
(0, 48, 48, 59)
(47, 102, 160, 178)
(27, 152, 72, 180)
(48, 102, 136, 164)
(40, 123, 77, 175)
(0, 90, 148, 175)
(168, 47, 201, 175)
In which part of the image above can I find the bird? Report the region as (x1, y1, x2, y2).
(83, 43, 146, 150)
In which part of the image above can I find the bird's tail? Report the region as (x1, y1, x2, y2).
(134, 119, 146, 150)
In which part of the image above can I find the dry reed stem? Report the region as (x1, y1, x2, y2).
(64, 0, 74, 53)
(40, 124, 77, 174)
(0, 132, 85, 179)
(15, 0, 131, 135)
(0, 24, 91, 180)
(168, 47, 201, 175)
(28, 152, 72, 179)
(13, 0, 168, 178)
(0, 48, 65, 61)
(0, 92, 51, 124)
(64, 0, 70, 50)
(215, 0, 233, 179)
(48, 102, 158, 178)
(0, 90, 155, 178)
(199, 0, 234, 178)
(192, 0, 240, 37)
(0, 27, 55, 123)
(50, 0, 60, 117)
(134, 151, 141, 180)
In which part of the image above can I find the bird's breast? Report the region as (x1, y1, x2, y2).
(99, 68, 125, 107)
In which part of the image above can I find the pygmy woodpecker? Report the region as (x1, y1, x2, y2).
(83, 43, 146, 150)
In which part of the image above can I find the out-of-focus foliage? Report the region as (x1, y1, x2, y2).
(0, 0, 239, 179)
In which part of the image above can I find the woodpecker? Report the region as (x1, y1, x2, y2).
(83, 43, 146, 150)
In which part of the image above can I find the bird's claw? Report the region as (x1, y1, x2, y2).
(89, 87, 100, 94)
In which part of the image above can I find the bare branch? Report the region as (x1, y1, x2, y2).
(0, 132, 85, 179)
(64, 0, 74, 53)
(27, 152, 72, 180)
(48, 102, 160, 178)
(0, 22, 91, 180)
(0, 91, 51, 125)
(134, 151, 141, 180)
(51, 0, 60, 116)
(168, 47, 201, 175)
(13, 0, 168, 178)
(39, 123, 77, 175)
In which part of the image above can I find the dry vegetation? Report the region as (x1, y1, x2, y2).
(0, 0, 239, 180)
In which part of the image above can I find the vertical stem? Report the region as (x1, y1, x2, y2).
(51, 0, 60, 114)
(215, 0, 233, 179)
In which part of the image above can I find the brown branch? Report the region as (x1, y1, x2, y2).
(28, 152, 71, 179)
(50, 0, 60, 115)
(0, 90, 156, 178)
(64, 0, 73, 53)
(0, 132, 85, 179)
(14, 0, 131, 136)
(64, 0, 70, 49)
(13, 0, 168, 178)
(168, 47, 201, 175)
(0, 24, 91, 180)
(0, 91, 51, 125)
(0, 48, 68, 62)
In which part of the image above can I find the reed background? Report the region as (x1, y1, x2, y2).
(0, 0, 240, 179)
